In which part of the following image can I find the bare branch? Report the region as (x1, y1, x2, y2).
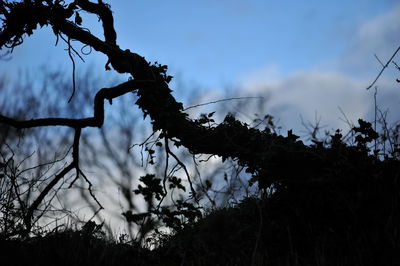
(367, 46, 400, 90)
(23, 162, 74, 234)
(0, 79, 153, 129)
(75, 0, 117, 45)
(183, 96, 264, 111)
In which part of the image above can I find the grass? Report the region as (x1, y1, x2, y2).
(2, 185, 399, 266)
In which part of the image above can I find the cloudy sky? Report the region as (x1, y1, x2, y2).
(1, 0, 400, 135)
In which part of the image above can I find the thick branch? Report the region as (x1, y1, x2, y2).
(0, 0, 320, 195)
(75, 0, 117, 45)
(0, 79, 153, 129)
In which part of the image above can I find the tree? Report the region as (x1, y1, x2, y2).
(1, 1, 399, 250)
(0, 0, 287, 236)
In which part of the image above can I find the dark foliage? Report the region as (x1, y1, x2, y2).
(3, 119, 398, 266)
(154, 122, 400, 265)
(0, 229, 155, 266)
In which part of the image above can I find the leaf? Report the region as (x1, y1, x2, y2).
(75, 12, 82, 25)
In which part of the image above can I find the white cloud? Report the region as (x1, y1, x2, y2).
(236, 4, 400, 136)
(339, 5, 400, 76)
(241, 71, 369, 133)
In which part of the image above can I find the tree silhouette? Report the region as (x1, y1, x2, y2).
(1, 5, 400, 265)
(0, 0, 307, 235)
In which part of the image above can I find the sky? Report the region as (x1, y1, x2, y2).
(1, 0, 400, 133)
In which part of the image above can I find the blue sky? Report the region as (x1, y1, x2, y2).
(112, 0, 396, 86)
(0, 0, 396, 84)
(1, 0, 399, 132)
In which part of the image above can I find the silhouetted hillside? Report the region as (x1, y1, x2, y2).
(2, 125, 400, 265)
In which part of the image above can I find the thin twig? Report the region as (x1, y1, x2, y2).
(79, 168, 104, 210)
(183, 96, 263, 111)
(165, 139, 198, 203)
(67, 36, 76, 103)
(374, 54, 384, 67)
(367, 46, 400, 90)
(24, 162, 75, 234)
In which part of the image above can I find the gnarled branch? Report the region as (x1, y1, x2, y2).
(0, 0, 317, 235)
